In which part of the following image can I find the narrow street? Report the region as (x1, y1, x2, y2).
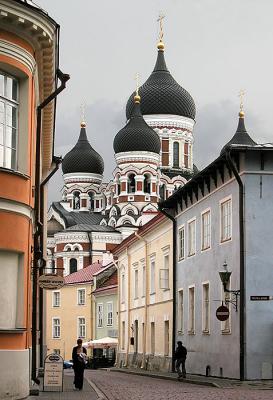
(85, 370, 273, 400)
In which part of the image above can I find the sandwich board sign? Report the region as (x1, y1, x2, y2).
(43, 353, 64, 392)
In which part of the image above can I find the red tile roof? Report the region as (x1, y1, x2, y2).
(64, 262, 102, 285)
(99, 270, 117, 288)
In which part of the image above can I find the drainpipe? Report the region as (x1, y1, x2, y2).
(88, 232, 93, 265)
(159, 208, 176, 373)
(32, 69, 70, 384)
(134, 232, 148, 369)
(225, 150, 245, 381)
(124, 247, 131, 367)
(39, 156, 62, 369)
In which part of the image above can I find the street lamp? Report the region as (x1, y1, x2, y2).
(219, 261, 240, 311)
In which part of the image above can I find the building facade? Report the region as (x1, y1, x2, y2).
(114, 213, 173, 372)
(0, 0, 65, 398)
(161, 111, 273, 379)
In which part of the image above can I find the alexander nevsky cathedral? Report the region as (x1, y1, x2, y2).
(47, 32, 198, 276)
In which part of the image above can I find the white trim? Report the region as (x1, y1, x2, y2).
(97, 303, 103, 328)
(0, 198, 33, 220)
(52, 317, 61, 339)
(187, 217, 196, 257)
(188, 285, 195, 335)
(201, 208, 211, 252)
(77, 288, 86, 306)
(201, 281, 210, 334)
(0, 38, 36, 73)
(219, 195, 232, 244)
(52, 290, 60, 308)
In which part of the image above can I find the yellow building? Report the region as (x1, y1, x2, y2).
(114, 213, 173, 372)
(46, 262, 102, 360)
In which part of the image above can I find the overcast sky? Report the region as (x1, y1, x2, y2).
(37, 0, 273, 205)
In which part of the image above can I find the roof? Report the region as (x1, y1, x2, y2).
(221, 114, 256, 154)
(113, 212, 167, 255)
(113, 101, 161, 154)
(126, 48, 196, 120)
(51, 202, 106, 227)
(64, 224, 117, 233)
(12, 0, 57, 25)
(64, 262, 102, 285)
(62, 125, 104, 175)
(93, 269, 118, 294)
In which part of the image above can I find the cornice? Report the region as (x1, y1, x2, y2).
(0, 197, 33, 220)
(0, 38, 36, 72)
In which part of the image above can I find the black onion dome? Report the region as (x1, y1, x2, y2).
(114, 101, 161, 154)
(126, 49, 196, 120)
(221, 113, 256, 154)
(62, 124, 104, 175)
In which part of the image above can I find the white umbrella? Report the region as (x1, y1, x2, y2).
(83, 337, 118, 348)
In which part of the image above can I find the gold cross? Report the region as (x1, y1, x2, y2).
(135, 72, 140, 96)
(238, 90, 245, 112)
(80, 102, 86, 123)
(157, 12, 165, 42)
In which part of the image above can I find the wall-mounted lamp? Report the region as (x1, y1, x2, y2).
(219, 261, 240, 311)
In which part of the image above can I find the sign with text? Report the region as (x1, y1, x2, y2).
(39, 274, 65, 290)
(43, 353, 63, 392)
(250, 296, 273, 301)
(216, 305, 230, 321)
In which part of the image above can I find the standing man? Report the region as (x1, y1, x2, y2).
(72, 338, 87, 390)
(174, 341, 187, 379)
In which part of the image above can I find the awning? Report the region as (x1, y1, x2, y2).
(83, 337, 118, 348)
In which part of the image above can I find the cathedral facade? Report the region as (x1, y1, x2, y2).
(47, 39, 197, 275)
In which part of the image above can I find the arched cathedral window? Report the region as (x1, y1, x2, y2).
(144, 174, 151, 194)
(88, 191, 94, 211)
(160, 184, 166, 201)
(69, 258, 77, 274)
(128, 174, 136, 193)
(73, 191, 80, 210)
(116, 175, 121, 195)
(173, 142, 179, 168)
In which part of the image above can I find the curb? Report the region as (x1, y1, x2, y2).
(85, 376, 108, 400)
(108, 368, 220, 388)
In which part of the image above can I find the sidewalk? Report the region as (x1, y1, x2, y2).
(28, 370, 98, 400)
(109, 367, 273, 390)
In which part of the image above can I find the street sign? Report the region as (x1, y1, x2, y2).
(43, 353, 64, 392)
(38, 274, 65, 290)
(216, 305, 230, 321)
(250, 296, 273, 301)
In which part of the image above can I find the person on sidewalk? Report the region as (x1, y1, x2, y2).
(174, 341, 187, 379)
(72, 338, 87, 390)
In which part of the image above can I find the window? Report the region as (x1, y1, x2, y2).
(201, 210, 211, 250)
(0, 251, 24, 330)
(184, 142, 189, 168)
(173, 142, 179, 168)
(88, 191, 94, 211)
(188, 287, 195, 333)
(134, 268, 139, 298)
(121, 321, 125, 350)
(142, 263, 146, 297)
(150, 258, 155, 294)
(78, 317, 86, 338)
(121, 273, 125, 303)
(128, 174, 136, 193)
(78, 289, 86, 305)
(53, 291, 60, 307)
(107, 302, 113, 326)
(164, 320, 169, 356)
(73, 191, 80, 210)
(202, 283, 210, 333)
(159, 184, 166, 201)
(178, 290, 184, 333)
(0, 72, 18, 170)
(69, 258, 77, 274)
(160, 254, 169, 290)
(178, 226, 185, 260)
(150, 322, 155, 354)
(143, 174, 151, 193)
(188, 219, 196, 256)
(221, 198, 232, 242)
(52, 318, 60, 338)
(97, 304, 103, 327)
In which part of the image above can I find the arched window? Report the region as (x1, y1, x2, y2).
(128, 174, 136, 193)
(73, 191, 80, 210)
(173, 142, 179, 168)
(143, 174, 151, 194)
(160, 184, 166, 201)
(116, 175, 121, 195)
(52, 259, 56, 274)
(88, 191, 94, 211)
(69, 258, 77, 274)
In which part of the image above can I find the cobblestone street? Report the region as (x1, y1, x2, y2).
(86, 370, 273, 400)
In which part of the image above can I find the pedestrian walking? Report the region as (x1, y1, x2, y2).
(174, 341, 187, 379)
(72, 338, 87, 390)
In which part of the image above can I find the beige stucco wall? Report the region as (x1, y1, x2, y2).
(46, 283, 93, 360)
(117, 218, 173, 370)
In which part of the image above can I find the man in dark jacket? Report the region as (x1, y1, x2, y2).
(174, 341, 187, 378)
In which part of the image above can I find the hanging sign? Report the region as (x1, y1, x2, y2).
(38, 274, 65, 290)
(43, 353, 64, 392)
(250, 296, 273, 301)
(216, 305, 230, 321)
